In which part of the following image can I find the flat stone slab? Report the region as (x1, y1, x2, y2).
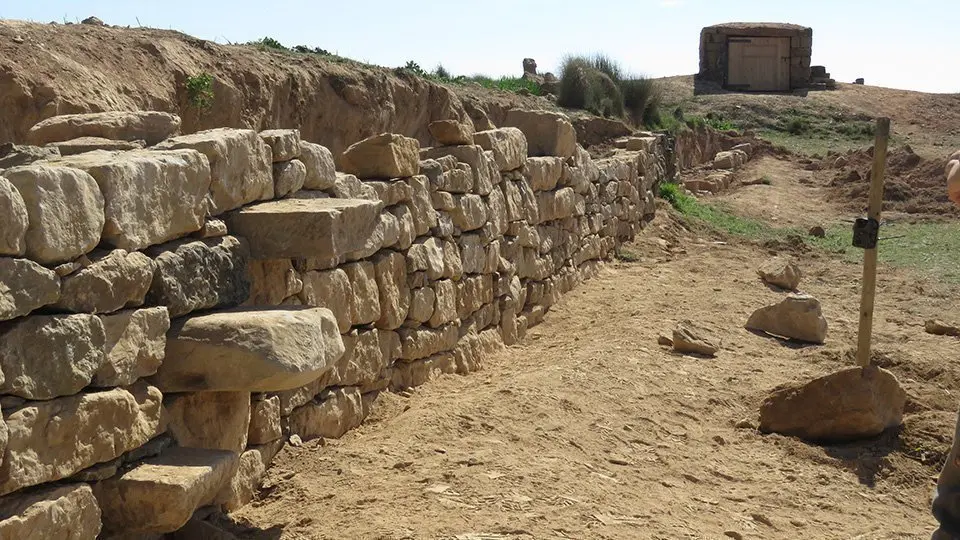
(759, 366, 906, 442)
(26, 111, 181, 146)
(94, 446, 239, 536)
(153, 307, 345, 392)
(0, 483, 102, 540)
(225, 197, 381, 261)
(47, 136, 145, 156)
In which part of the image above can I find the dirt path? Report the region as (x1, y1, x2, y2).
(228, 160, 960, 540)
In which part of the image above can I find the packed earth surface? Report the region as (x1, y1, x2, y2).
(225, 154, 959, 540)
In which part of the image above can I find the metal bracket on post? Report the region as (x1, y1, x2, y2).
(852, 217, 880, 249)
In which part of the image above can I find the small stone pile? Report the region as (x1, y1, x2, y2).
(0, 106, 677, 537)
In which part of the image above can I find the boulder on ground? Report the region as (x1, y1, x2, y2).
(672, 320, 721, 356)
(154, 128, 274, 214)
(27, 111, 180, 146)
(0, 483, 102, 540)
(3, 164, 105, 264)
(503, 109, 576, 158)
(759, 366, 906, 442)
(926, 320, 960, 337)
(745, 293, 828, 344)
(429, 120, 474, 146)
(340, 133, 420, 179)
(0, 258, 60, 322)
(757, 257, 802, 291)
(153, 306, 345, 392)
(712, 149, 748, 170)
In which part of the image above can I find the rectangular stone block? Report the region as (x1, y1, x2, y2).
(0, 483, 102, 540)
(398, 324, 459, 361)
(164, 391, 251, 452)
(155, 128, 274, 215)
(93, 447, 239, 536)
(54, 149, 211, 251)
(288, 387, 370, 440)
(224, 197, 381, 261)
(503, 109, 576, 158)
(217, 439, 284, 512)
(473, 128, 527, 172)
(145, 236, 251, 318)
(93, 307, 170, 387)
(248, 395, 282, 445)
(0, 383, 163, 495)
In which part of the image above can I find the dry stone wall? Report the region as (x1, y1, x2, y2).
(0, 108, 705, 538)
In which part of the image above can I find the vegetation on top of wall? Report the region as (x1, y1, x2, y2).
(556, 54, 661, 128)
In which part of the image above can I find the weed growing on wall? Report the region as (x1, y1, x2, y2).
(185, 73, 214, 110)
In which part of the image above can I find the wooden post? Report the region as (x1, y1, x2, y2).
(856, 117, 891, 367)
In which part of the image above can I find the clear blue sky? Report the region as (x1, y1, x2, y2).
(2, 0, 955, 93)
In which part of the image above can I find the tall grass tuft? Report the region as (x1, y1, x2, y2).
(557, 54, 660, 127)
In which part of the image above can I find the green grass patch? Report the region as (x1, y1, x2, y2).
(659, 181, 960, 283)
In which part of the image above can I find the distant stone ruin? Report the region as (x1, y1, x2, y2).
(698, 22, 814, 92)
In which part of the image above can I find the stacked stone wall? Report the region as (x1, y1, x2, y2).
(0, 108, 712, 537)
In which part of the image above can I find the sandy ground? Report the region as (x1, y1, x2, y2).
(226, 157, 960, 540)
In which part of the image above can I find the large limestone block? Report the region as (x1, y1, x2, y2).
(154, 128, 274, 214)
(451, 194, 488, 231)
(0, 258, 60, 322)
(0, 314, 105, 400)
(333, 329, 390, 389)
(373, 251, 410, 330)
(165, 391, 251, 452)
(473, 127, 527, 172)
(93, 447, 239, 536)
(245, 259, 303, 306)
(248, 396, 282, 445)
(299, 268, 354, 333)
(759, 366, 906, 442)
(406, 175, 437, 236)
(145, 236, 251, 318)
(398, 324, 459, 361)
(429, 120, 474, 146)
(485, 187, 509, 238)
(54, 149, 211, 251)
(407, 237, 446, 280)
(154, 307, 345, 392)
(343, 261, 381, 326)
(288, 387, 370, 440)
(537, 187, 576, 223)
(0, 383, 164, 495)
(366, 180, 412, 206)
(408, 287, 436, 324)
(3, 165, 104, 264)
(300, 141, 337, 190)
(273, 159, 306, 198)
(390, 353, 457, 390)
(258, 129, 301, 162)
(429, 280, 459, 328)
(55, 249, 155, 314)
(390, 204, 416, 250)
(47, 136, 143, 156)
(757, 257, 803, 291)
(218, 440, 283, 512)
(420, 146, 493, 193)
(0, 176, 28, 256)
(0, 143, 60, 169)
(225, 197, 381, 262)
(26, 111, 181, 146)
(457, 275, 494, 320)
(328, 172, 379, 200)
(524, 157, 565, 192)
(340, 133, 420, 179)
(0, 484, 102, 540)
(503, 109, 576, 158)
(745, 293, 828, 344)
(93, 307, 170, 387)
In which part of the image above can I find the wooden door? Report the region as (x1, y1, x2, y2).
(727, 37, 790, 91)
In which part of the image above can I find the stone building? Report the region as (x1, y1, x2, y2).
(698, 22, 813, 92)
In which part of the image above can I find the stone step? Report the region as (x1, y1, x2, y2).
(152, 306, 344, 392)
(93, 446, 239, 537)
(224, 197, 381, 263)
